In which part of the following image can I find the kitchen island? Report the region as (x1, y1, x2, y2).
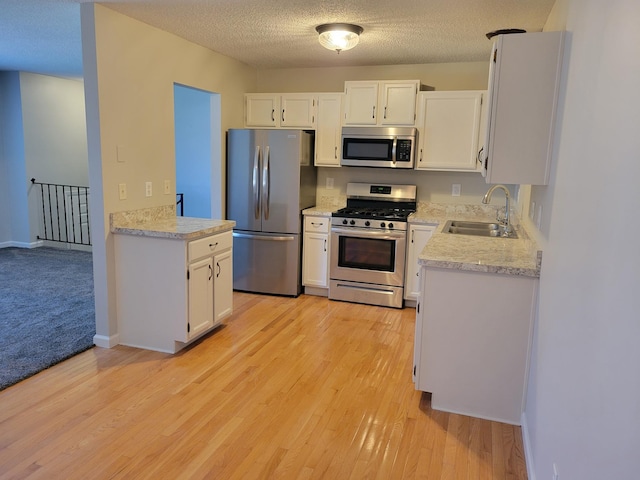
(111, 206, 235, 353)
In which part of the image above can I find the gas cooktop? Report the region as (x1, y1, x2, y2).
(332, 206, 414, 222)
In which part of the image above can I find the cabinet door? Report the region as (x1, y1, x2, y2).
(315, 94, 342, 167)
(302, 232, 329, 288)
(245, 94, 279, 127)
(483, 31, 564, 185)
(404, 224, 435, 300)
(213, 249, 233, 324)
(380, 81, 418, 125)
(188, 256, 214, 340)
(343, 82, 378, 125)
(416, 91, 483, 171)
(281, 94, 316, 128)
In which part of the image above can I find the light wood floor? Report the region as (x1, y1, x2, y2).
(0, 292, 527, 479)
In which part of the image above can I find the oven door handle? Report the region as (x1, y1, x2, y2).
(330, 227, 406, 240)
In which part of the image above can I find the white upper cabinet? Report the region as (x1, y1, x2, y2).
(280, 94, 316, 127)
(482, 31, 564, 185)
(343, 80, 422, 126)
(381, 82, 420, 125)
(416, 91, 486, 171)
(245, 94, 279, 127)
(314, 93, 343, 167)
(343, 82, 379, 125)
(245, 93, 316, 128)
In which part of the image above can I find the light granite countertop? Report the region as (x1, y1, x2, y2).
(110, 205, 235, 240)
(302, 201, 541, 278)
(412, 203, 541, 277)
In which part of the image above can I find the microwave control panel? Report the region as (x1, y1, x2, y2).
(396, 140, 413, 162)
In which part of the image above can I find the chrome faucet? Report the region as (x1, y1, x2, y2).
(482, 185, 514, 237)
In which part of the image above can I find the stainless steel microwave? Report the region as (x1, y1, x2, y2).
(341, 126, 417, 169)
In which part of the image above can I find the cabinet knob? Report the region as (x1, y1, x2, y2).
(209, 242, 219, 249)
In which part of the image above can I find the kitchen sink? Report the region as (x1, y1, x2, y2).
(443, 220, 518, 238)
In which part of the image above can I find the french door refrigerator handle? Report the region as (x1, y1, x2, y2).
(262, 146, 270, 220)
(253, 146, 261, 219)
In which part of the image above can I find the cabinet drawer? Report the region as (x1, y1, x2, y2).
(304, 216, 330, 233)
(189, 231, 232, 262)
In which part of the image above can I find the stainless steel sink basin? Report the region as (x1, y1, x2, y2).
(443, 220, 518, 238)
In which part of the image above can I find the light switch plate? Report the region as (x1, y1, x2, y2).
(163, 180, 171, 195)
(118, 183, 127, 200)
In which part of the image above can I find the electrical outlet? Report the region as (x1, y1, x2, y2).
(452, 184, 461, 197)
(164, 180, 171, 195)
(118, 183, 127, 200)
(145, 181, 152, 197)
(326, 177, 334, 189)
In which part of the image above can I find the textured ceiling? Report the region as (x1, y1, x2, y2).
(0, 0, 556, 76)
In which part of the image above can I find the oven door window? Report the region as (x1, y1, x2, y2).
(338, 236, 395, 272)
(343, 138, 393, 161)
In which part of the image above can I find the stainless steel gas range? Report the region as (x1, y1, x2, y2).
(329, 183, 417, 309)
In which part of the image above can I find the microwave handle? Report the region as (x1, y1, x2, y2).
(391, 136, 398, 165)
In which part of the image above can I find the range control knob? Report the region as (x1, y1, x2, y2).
(350, 219, 356, 225)
(380, 222, 386, 228)
(365, 221, 370, 227)
(388, 223, 394, 229)
(342, 219, 348, 225)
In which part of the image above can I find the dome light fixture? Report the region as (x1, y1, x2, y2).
(315, 23, 363, 54)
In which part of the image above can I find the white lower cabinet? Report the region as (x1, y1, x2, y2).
(414, 266, 537, 424)
(302, 215, 330, 294)
(187, 255, 215, 339)
(213, 249, 233, 323)
(404, 223, 436, 301)
(115, 229, 233, 353)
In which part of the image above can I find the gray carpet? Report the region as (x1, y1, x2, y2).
(0, 247, 95, 390)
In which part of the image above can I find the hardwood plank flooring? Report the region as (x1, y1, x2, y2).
(0, 292, 527, 479)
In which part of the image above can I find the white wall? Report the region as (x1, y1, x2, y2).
(174, 84, 215, 219)
(0, 72, 30, 246)
(81, 4, 256, 346)
(256, 61, 489, 92)
(20, 72, 88, 245)
(0, 72, 88, 247)
(524, 1, 640, 479)
(315, 167, 497, 205)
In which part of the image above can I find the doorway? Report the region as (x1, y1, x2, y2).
(173, 84, 222, 219)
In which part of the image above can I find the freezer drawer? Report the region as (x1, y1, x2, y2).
(232, 231, 302, 296)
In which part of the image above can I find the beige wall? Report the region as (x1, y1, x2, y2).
(82, 4, 257, 345)
(256, 62, 490, 92)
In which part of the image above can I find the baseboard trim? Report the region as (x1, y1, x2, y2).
(93, 333, 120, 349)
(0, 240, 44, 249)
(521, 412, 537, 480)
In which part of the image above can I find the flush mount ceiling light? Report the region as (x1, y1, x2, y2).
(315, 23, 363, 54)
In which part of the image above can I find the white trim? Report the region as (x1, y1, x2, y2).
(521, 412, 537, 480)
(93, 333, 120, 349)
(429, 403, 521, 426)
(0, 240, 44, 249)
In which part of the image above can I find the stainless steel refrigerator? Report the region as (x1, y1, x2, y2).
(227, 129, 316, 296)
